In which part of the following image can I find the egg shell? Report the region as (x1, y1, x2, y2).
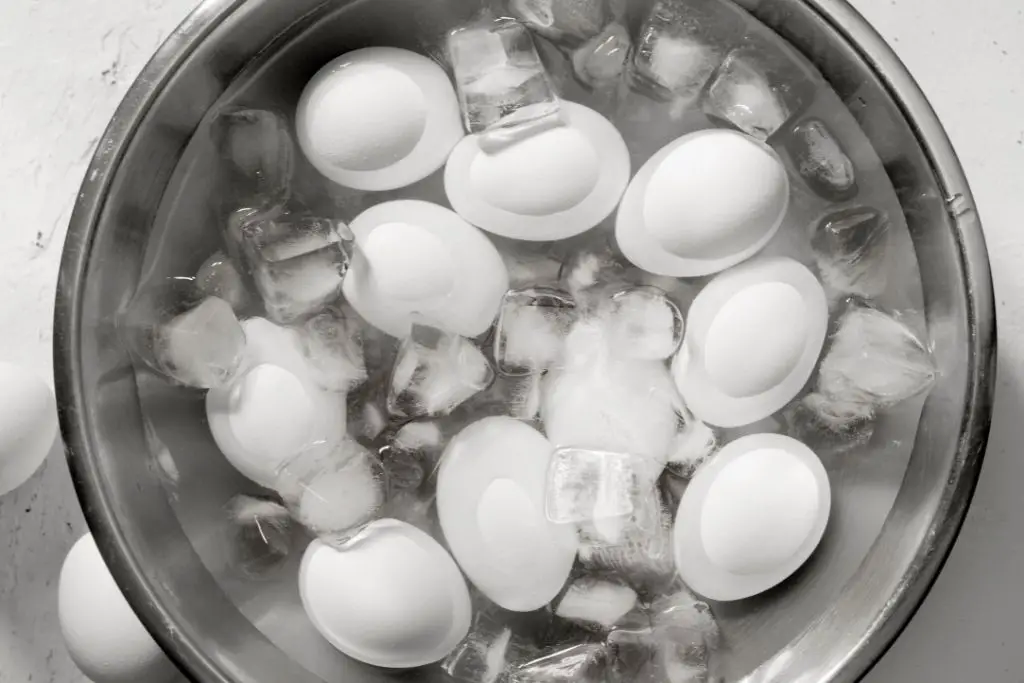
(445, 101, 631, 241)
(299, 520, 471, 668)
(673, 433, 831, 601)
(437, 416, 578, 611)
(59, 534, 178, 683)
(342, 200, 509, 338)
(297, 47, 464, 191)
(672, 257, 827, 427)
(0, 362, 58, 496)
(615, 129, 789, 277)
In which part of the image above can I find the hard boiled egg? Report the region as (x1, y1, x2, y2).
(0, 362, 58, 496)
(437, 417, 578, 611)
(672, 257, 827, 427)
(297, 47, 464, 191)
(342, 200, 509, 338)
(616, 129, 790, 277)
(673, 433, 831, 601)
(445, 101, 631, 241)
(299, 520, 471, 668)
(59, 534, 178, 683)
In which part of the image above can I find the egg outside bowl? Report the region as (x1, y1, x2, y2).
(54, 1, 994, 683)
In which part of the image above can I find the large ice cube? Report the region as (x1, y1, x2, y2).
(448, 17, 562, 145)
(786, 118, 858, 201)
(607, 286, 684, 360)
(578, 476, 673, 576)
(494, 288, 577, 376)
(545, 447, 661, 528)
(379, 420, 445, 491)
(387, 324, 495, 419)
(196, 250, 251, 314)
(509, 643, 608, 683)
(224, 494, 293, 579)
(211, 107, 294, 212)
(299, 309, 367, 393)
(443, 609, 533, 683)
(571, 22, 632, 91)
(508, 0, 609, 46)
(554, 578, 638, 630)
(811, 207, 890, 300)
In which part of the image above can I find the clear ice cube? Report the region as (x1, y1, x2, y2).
(495, 288, 577, 376)
(782, 392, 874, 455)
(229, 208, 353, 324)
(388, 324, 495, 419)
(786, 118, 858, 201)
(299, 309, 367, 393)
(211, 107, 294, 212)
(379, 420, 444, 491)
(704, 39, 813, 140)
(555, 578, 638, 630)
(571, 22, 633, 91)
(225, 494, 293, 579)
(509, 643, 608, 683)
(443, 609, 533, 683)
(196, 250, 251, 314)
(448, 17, 562, 144)
(607, 286, 684, 360)
(811, 207, 890, 300)
(650, 587, 721, 651)
(606, 614, 661, 683)
(508, 0, 609, 46)
(472, 373, 545, 422)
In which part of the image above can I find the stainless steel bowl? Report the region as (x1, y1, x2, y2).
(54, 1, 996, 681)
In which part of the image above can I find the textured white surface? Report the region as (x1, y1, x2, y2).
(0, 0, 1020, 681)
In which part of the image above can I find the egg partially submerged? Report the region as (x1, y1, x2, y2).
(616, 129, 789, 277)
(299, 520, 471, 668)
(445, 101, 631, 241)
(297, 47, 464, 191)
(672, 257, 827, 427)
(674, 433, 831, 601)
(342, 200, 509, 338)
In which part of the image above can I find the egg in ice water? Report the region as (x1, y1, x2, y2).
(297, 47, 464, 191)
(673, 433, 831, 601)
(299, 519, 471, 668)
(437, 417, 578, 611)
(445, 101, 631, 241)
(616, 129, 790, 277)
(0, 362, 58, 496)
(672, 256, 827, 427)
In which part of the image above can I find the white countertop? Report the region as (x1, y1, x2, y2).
(0, 1, 1021, 681)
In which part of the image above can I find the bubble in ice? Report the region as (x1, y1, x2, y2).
(786, 118, 858, 201)
(211, 107, 294, 212)
(225, 494, 293, 579)
(387, 324, 495, 419)
(379, 420, 444, 491)
(509, 643, 608, 683)
(554, 578, 638, 630)
(299, 309, 367, 393)
(571, 22, 632, 91)
(494, 288, 577, 376)
(195, 250, 251, 314)
(443, 609, 533, 683)
(508, 0, 609, 46)
(812, 207, 890, 300)
(607, 286, 684, 361)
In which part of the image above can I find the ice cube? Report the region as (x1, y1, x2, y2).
(705, 39, 813, 140)
(665, 419, 718, 479)
(448, 17, 562, 144)
(350, 398, 389, 442)
(379, 420, 445, 491)
(388, 324, 495, 419)
(502, 243, 565, 290)
(571, 23, 632, 91)
(299, 309, 367, 392)
(227, 207, 352, 324)
(471, 373, 546, 422)
(816, 304, 936, 410)
(786, 118, 858, 201)
(606, 614, 661, 683)
(555, 578, 638, 630)
(782, 392, 874, 455)
(225, 494, 293, 579)
(211, 107, 294, 211)
(607, 286, 684, 360)
(561, 246, 629, 304)
(812, 207, 890, 300)
(650, 587, 721, 651)
(274, 440, 386, 546)
(545, 447, 660, 527)
(443, 609, 534, 683)
(508, 0, 609, 46)
(196, 250, 251, 314)
(509, 643, 608, 683)
(495, 288, 577, 376)
(379, 490, 439, 537)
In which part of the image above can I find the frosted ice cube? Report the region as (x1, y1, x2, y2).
(508, 0, 609, 46)
(812, 207, 890, 300)
(443, 609, 533, 683)
(495, 288, 577, 376)
(274, 440, 386, 546)
(448, 17, 562, 144)
(786, 118, 858, 201)
(555, 578, 638, 630)
(665, 419, 718, 479)
(196, 250, 251, 314)
(211, 107, 294, 211)
(561, 246, 629, 304)
(705, 40, 813, 140)
(230, 208, 353, 324)
(571, 22, 632, 91)
(607, 286, 684, 360)
(783, 393, 874, 455)
(225, 494, 293, 579)
(299, 309, 367, 393)
(510, 643, 608, 683)
(388, 325, 495, 419)
(379, 420, 444, 491)
(816, 304, 936, 409)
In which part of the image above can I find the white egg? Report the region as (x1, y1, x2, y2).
(445, 101, 631, 241)
(616, 129, 790, 277)
(299, 520, 471, 668)
(673, 433, 831, 601)
(59, 534, 178, 683)
(342, 200, 509, 338)
(672, 257, 827, 427)
(437, 417, 578, 611)
(297, 47, 464, 191)
(0, 362, 58, 496)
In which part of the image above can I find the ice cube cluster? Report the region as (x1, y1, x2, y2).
(124, 0, 938, 677)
